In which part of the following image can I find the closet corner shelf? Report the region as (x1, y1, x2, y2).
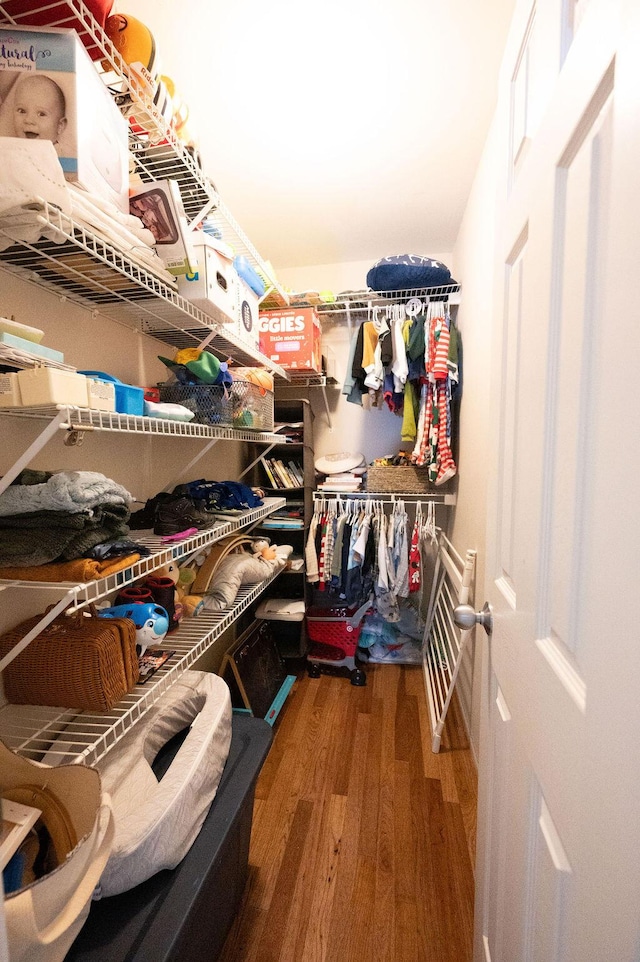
(0, 563, 285, 768)
(0, 204, 287, 376)
(0, 0, 289, 309)
(275, 373, 338, 388)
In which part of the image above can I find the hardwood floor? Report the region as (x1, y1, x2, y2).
(218, 664, 477, 962)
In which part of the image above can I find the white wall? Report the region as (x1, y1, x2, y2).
(449, 118, 502, 759)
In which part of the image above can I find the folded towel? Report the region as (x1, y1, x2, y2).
(0, 554, 140, 583)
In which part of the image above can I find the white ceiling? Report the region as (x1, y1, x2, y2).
(123, 0, 516, 274)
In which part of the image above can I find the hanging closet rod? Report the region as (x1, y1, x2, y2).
(312, 491, 456, 506)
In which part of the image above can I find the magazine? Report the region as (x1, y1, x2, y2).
(138, 647, 176, 683)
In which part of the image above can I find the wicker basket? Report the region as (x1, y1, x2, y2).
(0, 608, 137, 711)
(366, 465, 435, 493)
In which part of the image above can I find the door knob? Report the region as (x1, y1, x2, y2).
(453, 602, 493, 636)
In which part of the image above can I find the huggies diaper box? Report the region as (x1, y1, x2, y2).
(0, 24, 129, 212)
(258, 307, 322, 372)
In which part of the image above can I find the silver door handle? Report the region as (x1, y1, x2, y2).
(453, 602, 493, 636)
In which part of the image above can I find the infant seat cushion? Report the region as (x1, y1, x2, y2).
(95, 669, 231, 897)
(366, 255, 452, 292)
(202, 552, 279, 612)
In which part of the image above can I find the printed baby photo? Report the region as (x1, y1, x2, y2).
(0, 69, 77, 161)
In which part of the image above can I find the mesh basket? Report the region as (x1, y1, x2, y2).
(158, 381, 274, 430)
(231, 381, 274, 431)
(158, 382, 234, 426)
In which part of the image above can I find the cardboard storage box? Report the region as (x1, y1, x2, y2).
(130, 180, 198, 277)
(258, 307, 322, 371)
(234, 276, 261, 350)
(0, 25, 129, 213)
(177, 241, 236, 320)
(0, 373, 22, 407)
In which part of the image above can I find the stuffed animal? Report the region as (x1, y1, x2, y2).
(176, 566, 204, 617)
(251, 538, 277, 561)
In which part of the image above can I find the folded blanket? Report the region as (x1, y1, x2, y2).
(0, 503, 131, 567)
(0, 553, 140, 583)
(0, 471, 133, 517)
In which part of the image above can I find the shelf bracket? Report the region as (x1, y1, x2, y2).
(320, 384, 332, 430)
(237, 443, 276, 481)
(0, 408, 69, 498)
(0, 586, 82, 674)
(161, 438, 220, 493)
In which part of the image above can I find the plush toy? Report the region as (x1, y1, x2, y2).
(105, 13, 159, 88)
(176, 566, 204, 617)
(202, 549, 282, 612)
(251, 539, 278, 561)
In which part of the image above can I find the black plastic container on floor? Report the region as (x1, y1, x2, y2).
(65, 714, 273, 962)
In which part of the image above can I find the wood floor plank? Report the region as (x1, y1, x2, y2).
(254, 799, 314, 962)
(220, 666, 477, 962)
(298, 793, 347, 962)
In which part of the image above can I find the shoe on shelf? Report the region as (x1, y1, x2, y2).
(129, 492, 174, 530)
(153, 496, 218, 536)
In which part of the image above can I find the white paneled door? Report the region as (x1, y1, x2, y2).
(476, 0, 640, 960)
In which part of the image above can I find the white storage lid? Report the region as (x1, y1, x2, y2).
(314, 452, 365, 476)
(255, 598, 306, 622)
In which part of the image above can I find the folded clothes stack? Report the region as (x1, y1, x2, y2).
(0, 469, 134, 569)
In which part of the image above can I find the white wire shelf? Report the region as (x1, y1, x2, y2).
(0, 202, 287, 374)
(0, 0, 289, 308)
(314, 284, 462, 321)
(0, 344, 77, 373)
(312, 490, 457, 505)
(0, 497, 285, 612)
(0, 563, 285, 767)
(0, 404, 284, 443)
(276, 373, 338, 387)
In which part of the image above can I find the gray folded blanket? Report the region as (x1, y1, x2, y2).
(0, 503, 131, 567)
(0, 471, 133, 518)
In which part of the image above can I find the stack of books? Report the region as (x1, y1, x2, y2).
(261, 502, 305, 529)
(316, 471, 364, 493)
(261, 456, 304, 489)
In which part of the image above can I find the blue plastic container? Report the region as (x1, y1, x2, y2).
(79, 371, 144, 416)
(233, 256, 266, 297)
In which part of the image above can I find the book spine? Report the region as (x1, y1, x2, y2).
(288, 461, 304, 486)
(261, 457, 280, 488)
(273, 460, 294, 488)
